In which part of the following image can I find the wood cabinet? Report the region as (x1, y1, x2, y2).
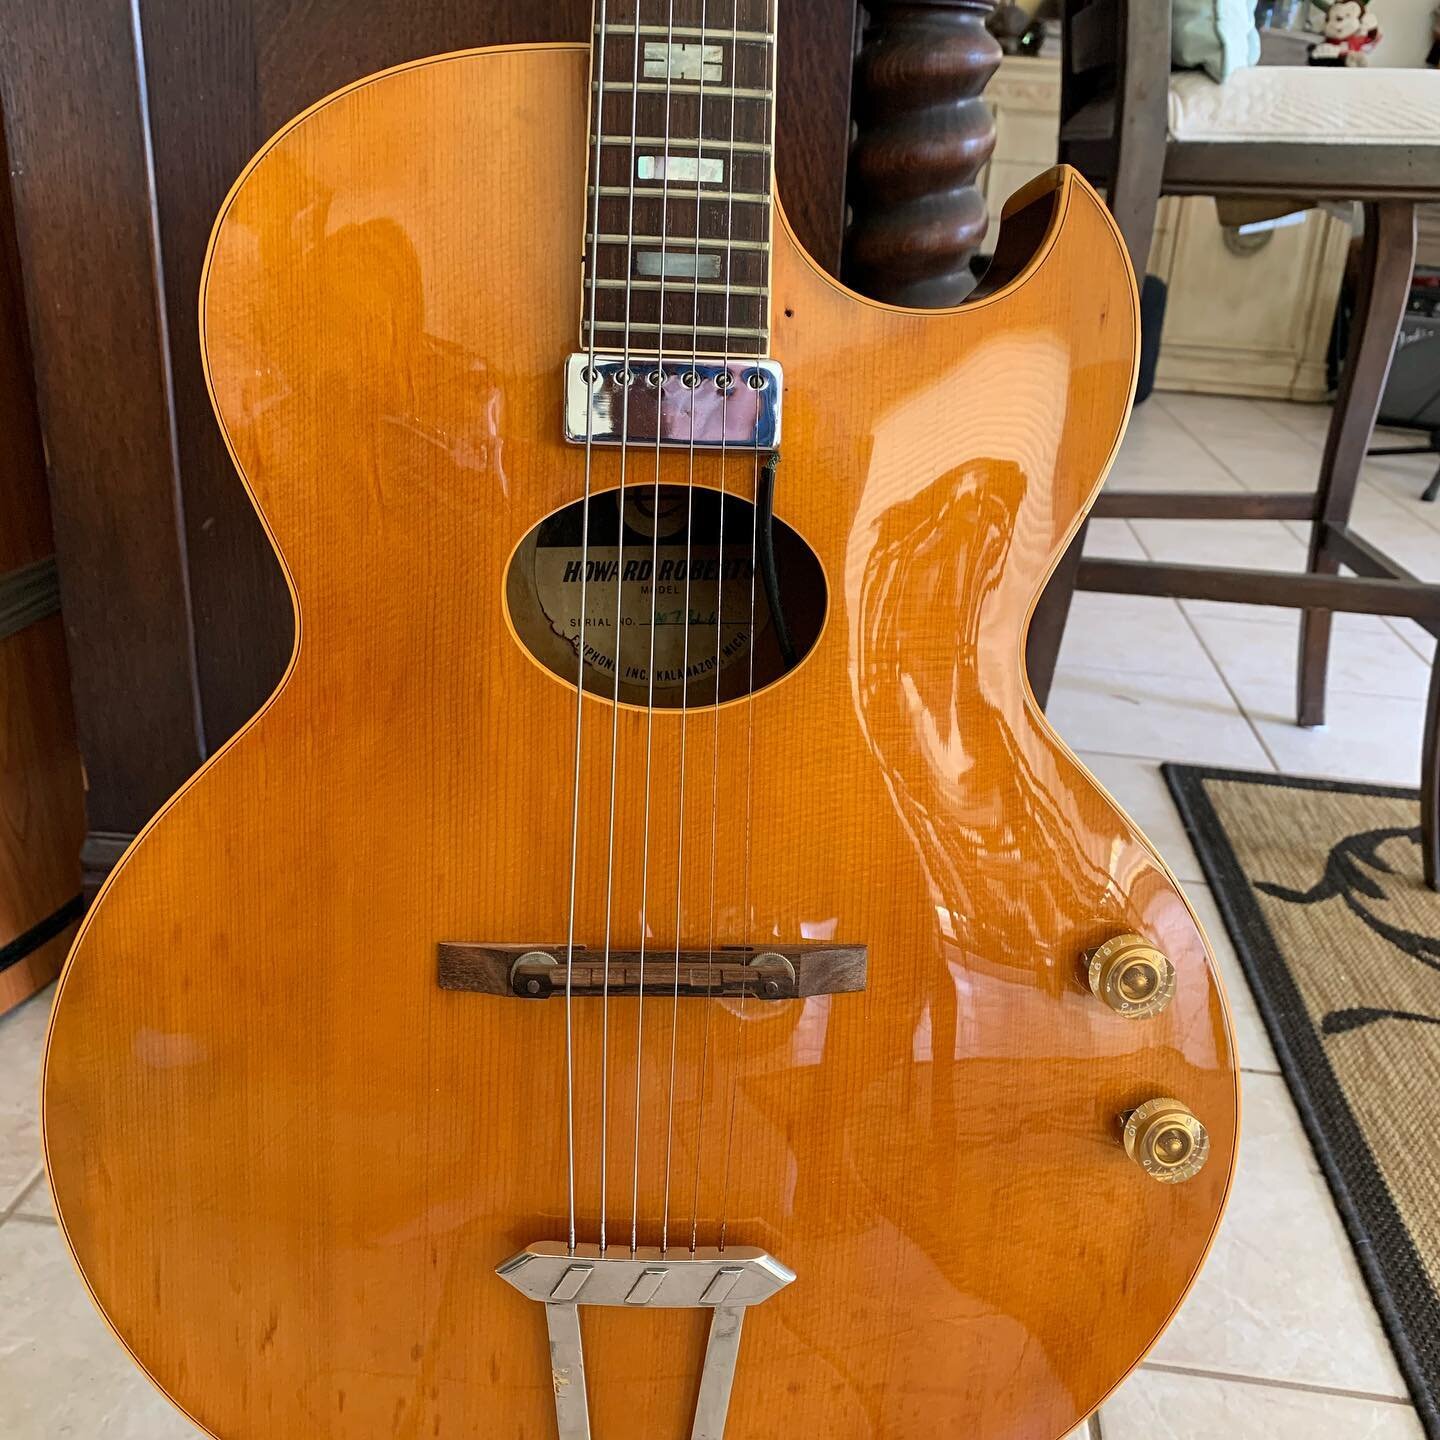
(979, 51, 1350, 402)
(0, 1, 857, 892)
(0, 116, 84, 1015)
(1150, 197, 1351, 401)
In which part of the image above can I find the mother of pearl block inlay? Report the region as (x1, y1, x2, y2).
(643, 42, 724, 81)
(636, 250, 723, 279)
(636, 154, 725, 184)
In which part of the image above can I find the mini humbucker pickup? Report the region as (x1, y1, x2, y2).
(563, 354, 782, 449)
(436, 942, 865, 1000)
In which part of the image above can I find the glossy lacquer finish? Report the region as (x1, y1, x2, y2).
(43, 45, 1238, 1440)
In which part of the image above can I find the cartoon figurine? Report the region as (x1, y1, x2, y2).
(1309, 0, 1382, 66)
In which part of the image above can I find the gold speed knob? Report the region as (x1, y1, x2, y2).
(1123, 1098, 1210, 1184)
(1086, 933, 1175, 1019)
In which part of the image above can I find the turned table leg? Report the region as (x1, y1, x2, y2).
(842, 0, 1001, 307)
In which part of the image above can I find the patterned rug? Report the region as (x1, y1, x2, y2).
(1165, 765, 1440, 1437)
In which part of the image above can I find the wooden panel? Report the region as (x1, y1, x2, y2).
(0, 1, 205, 841)
(774, 0, 856, 276)
(0, 924, 76, 1016)
(0, 104, 84, 1015)
(0, 123, 52, 576)
(0, 617, 84, 1014)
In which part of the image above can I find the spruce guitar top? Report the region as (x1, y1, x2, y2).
(43, 4, 1239, 1437)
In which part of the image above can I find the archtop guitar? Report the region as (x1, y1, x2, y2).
(44, 4, 1238, 1437)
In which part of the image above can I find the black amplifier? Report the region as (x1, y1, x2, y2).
(1379, 268, 1440, 431)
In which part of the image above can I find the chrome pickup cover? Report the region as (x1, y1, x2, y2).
(563, 354, 782, 449)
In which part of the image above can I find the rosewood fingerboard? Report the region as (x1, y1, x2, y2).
(583, 0, 777, 358)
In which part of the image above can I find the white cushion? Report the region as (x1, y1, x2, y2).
(1168, 66, 1440, 145)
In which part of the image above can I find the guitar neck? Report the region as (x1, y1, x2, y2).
(582, 0, 778, 358)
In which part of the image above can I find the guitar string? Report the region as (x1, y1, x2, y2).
(564, 0, 612, 1256)
(630, 0, 677, 1258)
(689, 0, 743, 1256)
(719, 0, 774, 1251)
(595, 0, 647, 1258)
(661, 0, 711, 1258)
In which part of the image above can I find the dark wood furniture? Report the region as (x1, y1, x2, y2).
(0, 0, 867, 895)
(844, 1, 1001, 305)
(0, 108, 84, 1014)
(1025, 0, 1440, 885)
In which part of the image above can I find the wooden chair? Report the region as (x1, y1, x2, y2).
(1025, 0, 1440, 885)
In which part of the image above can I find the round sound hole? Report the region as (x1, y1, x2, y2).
(506, 485, 826, 708)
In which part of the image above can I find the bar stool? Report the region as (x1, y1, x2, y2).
(1025, 1, 1440, 885)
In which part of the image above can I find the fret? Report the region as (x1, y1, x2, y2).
(598, 25, 775, 44)
(583, 321, 768, 339)
(589, 185, 771, 204)
(598, 135, 772, 154)
(592, 82, 772, 100)
(594, 234, 770, 251)
(586, 279, 769, 296)
(597, 96, 774, 146)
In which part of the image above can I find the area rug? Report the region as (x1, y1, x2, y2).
(1164, 765, 1440, 1436)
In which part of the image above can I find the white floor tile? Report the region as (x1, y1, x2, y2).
(1336, 501, 1440, 585)
(1166, 417, 1320, 490)
(1048, 668, 1270, 769)
(1366, 455, 1440, 530)
(1239, 686, 1426, 787)
(1129, 519, 1308, 572)
(1181, 883, 1279, 1075)
(1150, 1073, 1408, 1397)
(0, 1221, 204, 1438)
(13, 1169, 52, 1222)
(0, 989, 51, 1211)
(1106, 448, 1243, 494)
(1386, 618, 1435, 664)
(1208, 439, 1327, 494)
(1056, 593, 1220, 680)
(1110, 400, 1243, 493)
(1102, 1367, 1424, 1439)
(1255, 398, 1337, 444)
(1083, 518, 1148, 560)
(1180, 596, 1392, 633)
(1191, 612, 1431, 703)
(1161, 393, 1309, 445)
(1074, 752, 1204, 883)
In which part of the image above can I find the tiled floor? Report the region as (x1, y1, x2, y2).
(2, 391, 1436, 1437)
(1060, 392, 1437, 1439)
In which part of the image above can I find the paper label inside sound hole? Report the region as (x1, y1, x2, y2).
(506, 486, 826, 709)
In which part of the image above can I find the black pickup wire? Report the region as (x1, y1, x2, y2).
(755, 450, 797, 669)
